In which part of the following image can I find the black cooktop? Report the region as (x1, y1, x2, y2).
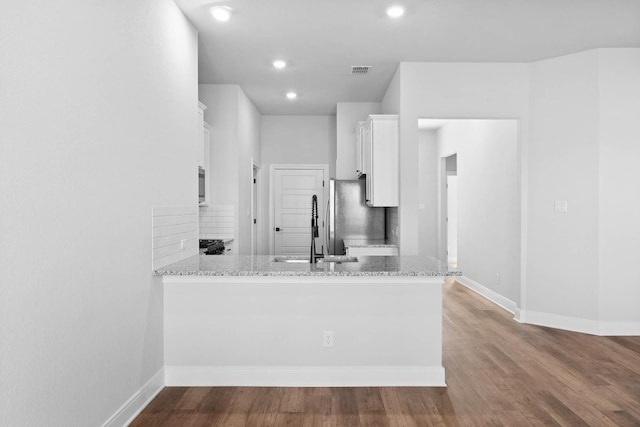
(199, 239, 225, 255)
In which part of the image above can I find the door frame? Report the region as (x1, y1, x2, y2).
(269, 164, 329, 256)
(251, 158, 262, 256)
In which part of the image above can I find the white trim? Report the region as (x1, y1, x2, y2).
(102, 367, 164, 427)
(455, 276, 521, 319)
(522, 310, 640, 336)
(455, 276, 640, 335)
(268, 164, 330, 256)
(162, 274, 446, 285)
(518, 118, 528, 327)
(164, 366, 445, 387)
(598, 321, 640, 336)
(250, 159, 262, 255)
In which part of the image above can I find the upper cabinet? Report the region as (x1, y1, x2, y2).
(355, 121, 367, 177)
(363, 114, 398, 207)
(197, 102, 207, 169)
(198, 101, 211, 205)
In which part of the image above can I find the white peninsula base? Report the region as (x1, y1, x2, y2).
(163, 275, 445, 387)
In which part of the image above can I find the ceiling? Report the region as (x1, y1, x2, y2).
(175, 0, 640, 115)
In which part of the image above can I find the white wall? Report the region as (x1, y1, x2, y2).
(380, 67, 402, 244)
(597, 49, 640, 324)
(198, 85, 261, 254)
(381, 65, 402, 115)
(0, 0, 198, 425)
(237, 89, 262, 254)
(437, 120, 520, 304)
(527, 50, 601, 320)
(199, 85, 240, 207)
(260, 116, 337, 253)
(336, 102, 380, 179)
(417, 130, 439, 258)
(392, 62, 530, 257)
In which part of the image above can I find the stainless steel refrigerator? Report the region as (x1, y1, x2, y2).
(326, 179, 386, 255)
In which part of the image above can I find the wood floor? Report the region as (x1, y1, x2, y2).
(131, 279, 640, 426)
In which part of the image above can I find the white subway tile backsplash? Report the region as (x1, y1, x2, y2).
(152, 206, 199, 269)
(199, 204, 236, 240)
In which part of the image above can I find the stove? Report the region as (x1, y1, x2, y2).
(199, 239, 225, 255)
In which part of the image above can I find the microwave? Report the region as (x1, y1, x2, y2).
(198, 166, 206, 203)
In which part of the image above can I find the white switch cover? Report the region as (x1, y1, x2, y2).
(418, 203, 426, 210)
(554, 200, 568, 213)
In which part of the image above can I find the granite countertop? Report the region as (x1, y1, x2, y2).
(155, 255, 461, 277)
(343, 239, 398, 248)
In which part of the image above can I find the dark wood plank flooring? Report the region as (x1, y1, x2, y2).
(131, 279, 640, 426)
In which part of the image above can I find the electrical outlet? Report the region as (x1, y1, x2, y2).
(496, 273, 501, 285)
(180, 239, 187, 250)
(323, 331, 334, 347)
(554, 200, 568, 213)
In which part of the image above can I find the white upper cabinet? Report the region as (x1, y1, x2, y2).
(197, 102, 207, 168)
(355, 121, 367, 177)
(198, 102, 211, 205)
(363, 114, 398, 207)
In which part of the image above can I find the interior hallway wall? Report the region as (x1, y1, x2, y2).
(418, 130, 439, 258)
(437, 120, 521, 304)
(527, 50, 601, 321)
(0, 0, 198, 425)
(597, 49, 640, 326)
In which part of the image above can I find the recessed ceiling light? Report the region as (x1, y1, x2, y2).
(273, 60, 287, 69)
(386, 5, 405, 18)
(286, 92, 297, 100)
(210, 6, 232, 22)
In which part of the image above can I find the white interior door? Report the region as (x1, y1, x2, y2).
(273, 168, 325, 255)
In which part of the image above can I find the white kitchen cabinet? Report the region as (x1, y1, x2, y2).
(355, 121, 367, 177)
(363, 114, 398, 207)
(197, 102, 207, 168)
(198, 101, 211, 205)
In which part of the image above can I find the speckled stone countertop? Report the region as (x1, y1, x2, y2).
(343, 239, 398, 248)
(155, 255, 461, 277)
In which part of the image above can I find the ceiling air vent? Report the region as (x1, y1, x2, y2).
(350, 66, 371, 75)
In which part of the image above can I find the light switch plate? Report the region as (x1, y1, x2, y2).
(554, 200, 568, 213)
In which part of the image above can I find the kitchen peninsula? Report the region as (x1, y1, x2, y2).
(156, 255, 460, 387)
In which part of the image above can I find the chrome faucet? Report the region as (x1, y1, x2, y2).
(310, 195, 324, 263)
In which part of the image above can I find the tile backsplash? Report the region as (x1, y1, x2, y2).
(152, 206, 199, 269)
(385, 207, 399, 246)
(199, 204, 235, 239)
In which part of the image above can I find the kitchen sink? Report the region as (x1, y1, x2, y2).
(272, 255, 359, 264)
(317, 255, 358, 263)
(273, 256, 311, 263)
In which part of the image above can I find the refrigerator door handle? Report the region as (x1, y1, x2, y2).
(325, 199, 330, 255)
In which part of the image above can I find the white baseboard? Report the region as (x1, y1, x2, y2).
(598, 321, 640, 336)
(102, 367, 164, 427)
(522, 310, 640, 336)
(455, 276, 520, 320)
(164, 366, 446, 387)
